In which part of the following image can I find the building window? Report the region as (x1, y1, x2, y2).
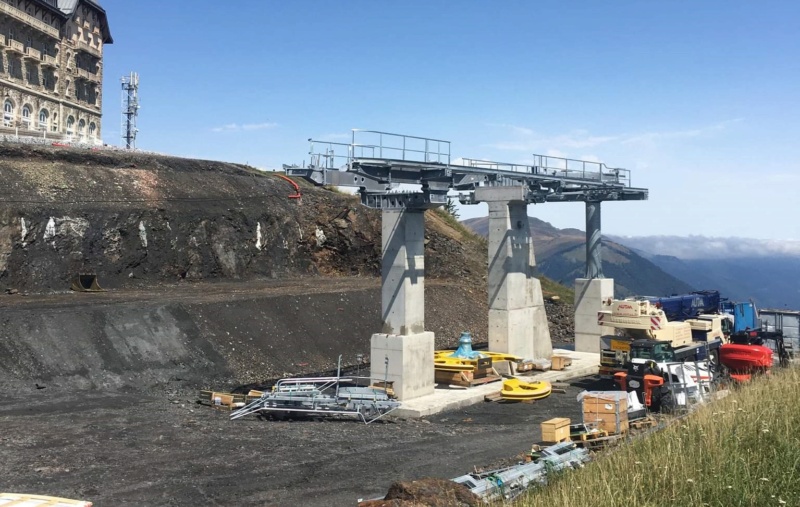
(67, 115, 74, 134)
(89, 122, 96, 138)
(38, 109, 48, 131)
(3, 99, 13, 127)
(78, 119, 86, 139)
(21, 105, 31, 129)
(52, 112, 58, 132)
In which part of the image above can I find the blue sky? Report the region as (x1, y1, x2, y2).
(100, 1, 800, 241)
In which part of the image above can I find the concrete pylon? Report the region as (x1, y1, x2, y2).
(574, 200, 615, 353)
(476, 186, 552, 360)
(370, 209, 435, 401)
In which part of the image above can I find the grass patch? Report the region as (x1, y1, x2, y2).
(539, 276, 574, 305)
(433, 207, 480, 241)
(515, 366, 800, 507)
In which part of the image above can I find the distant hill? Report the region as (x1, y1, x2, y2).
(462, 216, 694, 298)
(608, 236, 800, 309)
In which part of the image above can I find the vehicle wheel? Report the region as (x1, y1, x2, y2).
(658, 391, 677, 414)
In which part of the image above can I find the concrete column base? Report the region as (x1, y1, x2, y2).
(574, 278, 615, 353)
(488, 306, 552, 359)
(370, 331, 435, 401)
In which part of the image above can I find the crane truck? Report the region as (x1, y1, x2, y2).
(598, 297, 727, 379)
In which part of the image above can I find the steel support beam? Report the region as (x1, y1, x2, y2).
(585, 200, 603, 279)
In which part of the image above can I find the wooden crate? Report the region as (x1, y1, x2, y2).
(550, 355, 573, 371)
(541, 417, 571, 443)
(582, 395, 628, 414)
(582, 393, 629, 434)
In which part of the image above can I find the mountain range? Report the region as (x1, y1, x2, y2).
(608, 236, 800, 309)
(462, 216, 694, 298)
(462, 217, 800, 310)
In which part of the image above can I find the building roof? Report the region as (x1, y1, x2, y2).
(57, 0, 112, 44)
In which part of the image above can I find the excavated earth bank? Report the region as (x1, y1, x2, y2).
(0, 144, 578, 506)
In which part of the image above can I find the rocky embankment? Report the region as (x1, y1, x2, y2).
(0, 143, 573, 389)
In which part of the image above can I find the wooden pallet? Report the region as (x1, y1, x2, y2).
(630, 416, 657, 430)
(572, 433, 623, 450)
(198, 390, 262, 410)
(484, 391, 504, 402)
(435, 368, 502, 387)
(483, 390, 537, 404)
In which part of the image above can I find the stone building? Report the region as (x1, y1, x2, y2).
(0, 0, 111, 144)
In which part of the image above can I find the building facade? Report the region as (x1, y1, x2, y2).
(0, 0, 111, 144)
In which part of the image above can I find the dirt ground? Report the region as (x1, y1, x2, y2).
(0, 276, 584, 506)
(0, 377, 605, 506)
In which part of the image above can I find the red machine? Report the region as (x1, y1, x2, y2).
(719, 343, 773, 382)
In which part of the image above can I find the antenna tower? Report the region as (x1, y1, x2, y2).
(121, 72, 140, 149)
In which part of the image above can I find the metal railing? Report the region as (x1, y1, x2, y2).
(532, 154, 630, 185)
(308, 139, 352, 169)
(351, 129, 450, 165)
(459, 155, 631, 186)
(309, 130, 452, 168)
(305, 130, 632, 187)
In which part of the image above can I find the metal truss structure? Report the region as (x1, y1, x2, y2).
(286, 129, 648, 210)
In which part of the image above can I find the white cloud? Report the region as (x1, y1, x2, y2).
(486, 119, 744, 154)
(620, 118, 744, 145)
(212, 122, 278, 133)
(610, 235, 800, 259)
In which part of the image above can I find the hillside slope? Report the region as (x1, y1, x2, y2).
(0, 143, 573, 389)
(463, 216, 694, 298)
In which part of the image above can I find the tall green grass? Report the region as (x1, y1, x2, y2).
(517, 367, 800, 507)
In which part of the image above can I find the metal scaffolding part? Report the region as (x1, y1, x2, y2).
(120, 72, 139, 150)
(230, 356, 401, 424)
(286, 129, 649, 211)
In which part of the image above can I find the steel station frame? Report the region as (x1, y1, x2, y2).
(285, 129, 648, 210)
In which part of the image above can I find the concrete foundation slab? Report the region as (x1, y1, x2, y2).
(574, 278, 615, 353)
(371, 332, 435, 401)
(394, 349, 599, 418)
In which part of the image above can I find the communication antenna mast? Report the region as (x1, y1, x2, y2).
(121, 72, 140, 149)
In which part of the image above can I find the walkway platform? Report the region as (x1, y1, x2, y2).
(394, 349, 600, 418)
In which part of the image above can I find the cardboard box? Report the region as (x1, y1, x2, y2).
(212, 392, 234, 407)
(541, 417, 571, 443)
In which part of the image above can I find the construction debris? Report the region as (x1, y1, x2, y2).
(451, 441, 591, 502)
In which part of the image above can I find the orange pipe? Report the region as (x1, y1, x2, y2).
(276, 173, 302, 199)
